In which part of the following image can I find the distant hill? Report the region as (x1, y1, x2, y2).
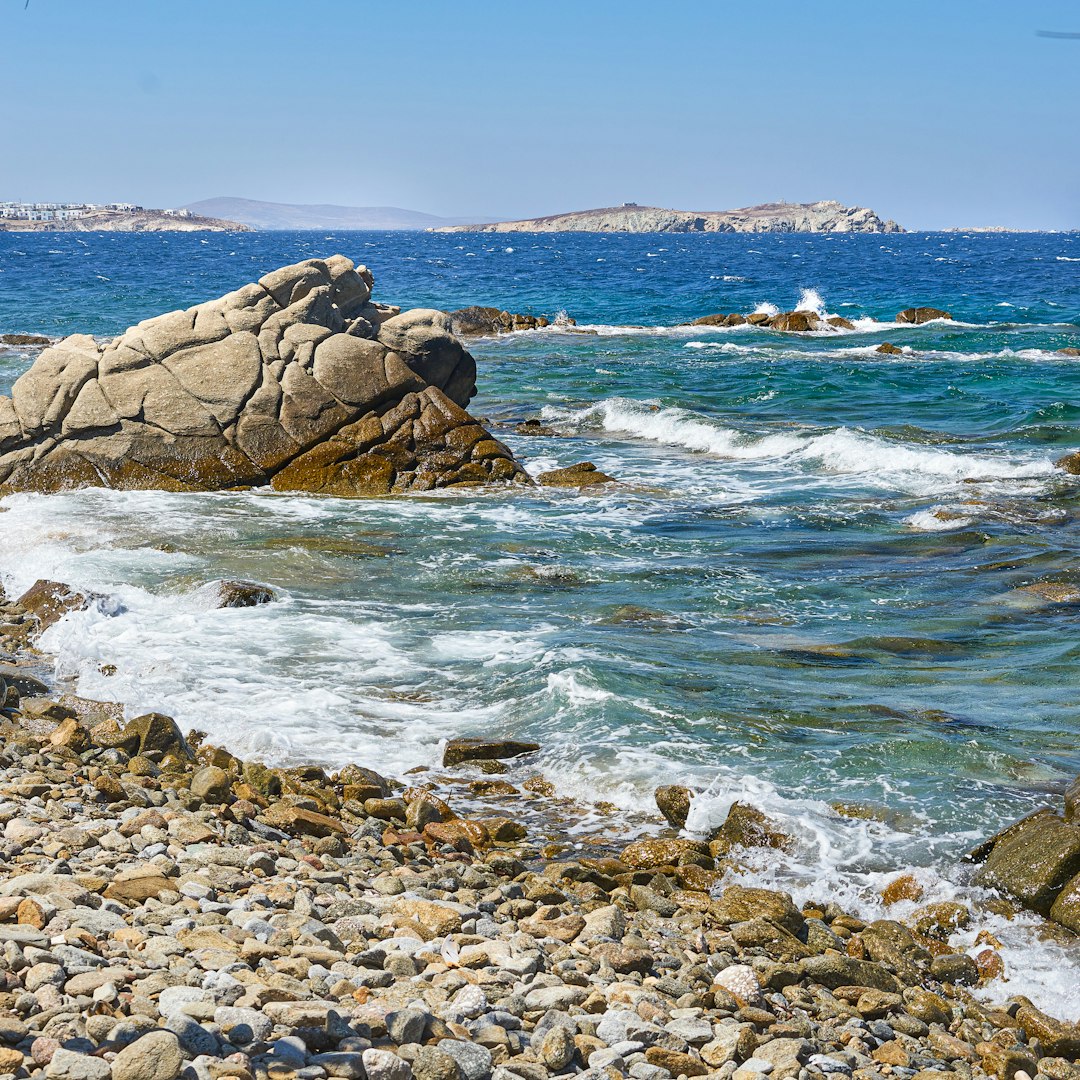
(0, 208, 248, 233)
(436, 200, 903, 234)
(184, 198, 483, 231)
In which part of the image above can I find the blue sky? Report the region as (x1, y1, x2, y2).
(3, 0, 1078, 229)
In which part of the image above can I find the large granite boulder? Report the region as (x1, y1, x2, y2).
(0, 257, 529, 496)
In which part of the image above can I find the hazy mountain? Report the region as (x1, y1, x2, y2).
(184, 198, 483, 231)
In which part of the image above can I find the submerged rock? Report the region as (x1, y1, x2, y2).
(513, 418, 559, 437)
(443, 737, 540, 767)
(16, 579, 96, 631)
(209, 579, 276, 608)
(537, 461, 617, 488)
(896, 307, 953, 324)
(0, 257, 529, 496)
(709, 801, 792, 856)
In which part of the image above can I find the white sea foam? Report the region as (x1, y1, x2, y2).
(795, 287, 827, 316)
(543, 398, 1054, 495)
(0, 485, 1077, 1016)
(680, 770, 1080, 1020)
(904, 508, 976, 531)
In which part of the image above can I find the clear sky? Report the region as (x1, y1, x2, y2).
(3, 0, 1078, 229)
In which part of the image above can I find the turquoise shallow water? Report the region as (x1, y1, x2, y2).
(2, 231, 1080, 1005)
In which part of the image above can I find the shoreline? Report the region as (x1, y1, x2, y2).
(0, 580, 1078, 1080)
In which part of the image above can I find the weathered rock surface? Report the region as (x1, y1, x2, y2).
(0, 257, 529, 496)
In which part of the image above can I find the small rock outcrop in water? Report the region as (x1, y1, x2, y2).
(896, 306, 953, 324)
(0, 333, 52, 346)
(537, 461, 618, 488)
(209, 580, 276, 608)
(690, 310, 855, 333)
(442, 736, 540, 767)
(968, 776, 1080, 931)
(0, 257, 528, 496)
(1056, 450, 1080, 474)
(448, 306, 569, 336)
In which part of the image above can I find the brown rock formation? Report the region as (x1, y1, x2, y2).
(0, 257, 529, 496)
(448, 306, 562, 336)
(896, 307, 953, 324)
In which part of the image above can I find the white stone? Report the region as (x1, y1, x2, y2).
(362, 1049, 412, 1080)
(713, 963, 763, 1005)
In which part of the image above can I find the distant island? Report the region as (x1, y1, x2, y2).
(0, 201, 248, 232)
(435, 200, 903, 234)
(183, 197, 485, 231)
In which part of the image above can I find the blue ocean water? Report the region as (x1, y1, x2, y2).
(1, 229, 1080, 1006)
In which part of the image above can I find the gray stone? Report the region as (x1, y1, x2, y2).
(213, 1005, 272, 1043)
(588, 1049, 625, 1071)
(665, 1018, 713, 1046)
(523, 985, 586, 1012)
(436, 1041, 492, 1080)
(0, 1018, 28, 1045)
(412, 1047, 460, 1080)
(311, 1053, 367, 1080)
(387, 1009, 429, 1045)
(46, 1050, 112, 1080)
(628, 1066, 669, 1080)
(164, 1013, 219, 1058)
(596, 1010, 660, 1048)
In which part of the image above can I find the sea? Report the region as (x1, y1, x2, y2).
(1, 229, 1079, 1014)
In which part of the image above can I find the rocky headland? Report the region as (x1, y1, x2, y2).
(0, 257, 527, 497)
(434, 203, 902, 235)
(0, 578, 1076, 1080)
(0, 211, 248, 234)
